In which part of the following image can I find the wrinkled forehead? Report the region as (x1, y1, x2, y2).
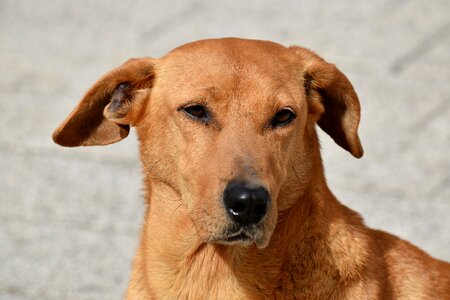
(156, 39, 299, 102)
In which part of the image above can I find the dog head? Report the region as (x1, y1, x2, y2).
(53, 38, 363, 248)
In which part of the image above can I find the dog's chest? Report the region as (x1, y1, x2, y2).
(151, 264, 248, 299)
(148, 249, 317, 299)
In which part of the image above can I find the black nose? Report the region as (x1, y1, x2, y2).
(223, 181, 270, 226)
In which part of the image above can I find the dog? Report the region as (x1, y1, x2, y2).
(53, 38, 450, 299)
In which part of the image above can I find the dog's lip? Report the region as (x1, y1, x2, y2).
(223, 231, 250, 242)
(209, 225, 264, 245)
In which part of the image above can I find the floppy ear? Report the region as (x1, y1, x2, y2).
(52, 57, 154, 147)
(292, 47, 364, 158)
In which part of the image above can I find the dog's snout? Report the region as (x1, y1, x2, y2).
(223, 181, 270, 226)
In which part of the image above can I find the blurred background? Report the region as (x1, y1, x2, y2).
(1, 0, 449, 299)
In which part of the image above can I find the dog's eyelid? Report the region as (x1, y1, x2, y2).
(178, 102, 212, 124)
(271, 107, 297, 128)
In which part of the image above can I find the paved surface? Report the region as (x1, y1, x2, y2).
(1, 1, 449, 299)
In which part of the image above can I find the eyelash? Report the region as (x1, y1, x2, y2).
(179, 104, 211, 124)
(178, 103, 296, 128)
(271, 108, 296, 128)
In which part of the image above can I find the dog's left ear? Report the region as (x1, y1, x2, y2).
(52, 57, 154, 147)
(291, 47, 364, 158)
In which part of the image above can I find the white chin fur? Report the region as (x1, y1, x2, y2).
(255, 235, 270, 249)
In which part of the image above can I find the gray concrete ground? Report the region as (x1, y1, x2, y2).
(1, 0, 449, 299)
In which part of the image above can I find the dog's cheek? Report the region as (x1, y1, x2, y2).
(189, 203, 228, 242)
(257, 203, 278, 249)
(137, 126, 179, 187)
(181, 175, 229, 240)
(257, 141, 292, 212)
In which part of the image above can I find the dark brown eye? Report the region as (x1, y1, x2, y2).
(272, 108, 296, 127)
(180, 104, 210, 123)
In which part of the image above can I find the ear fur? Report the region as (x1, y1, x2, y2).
(52, 58, 154, 147)
(292, 47, 364, 158)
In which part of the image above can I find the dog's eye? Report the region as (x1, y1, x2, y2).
(271, 108, 296, 127)
(180, 104, 210, 123)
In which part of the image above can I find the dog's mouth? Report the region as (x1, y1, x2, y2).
(210, 224, 264, 247)
(224, 231, 251, 242)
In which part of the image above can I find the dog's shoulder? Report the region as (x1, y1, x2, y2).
(371, 229, 450, 298)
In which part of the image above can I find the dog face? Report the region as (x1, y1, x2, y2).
(53, 38, 363, 248)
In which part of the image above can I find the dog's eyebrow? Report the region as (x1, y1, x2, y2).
(188, 85, 218, 101)
(266, 80, 297, 108)
(269, 79, 290, 99)
(193, 85, 216, 94)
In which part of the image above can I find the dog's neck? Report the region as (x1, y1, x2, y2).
(127, 166, 370, 299)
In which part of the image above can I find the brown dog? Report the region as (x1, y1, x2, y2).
(53, 38, 450, 299)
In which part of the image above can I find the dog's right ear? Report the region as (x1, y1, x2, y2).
(52, 58, 154, 147)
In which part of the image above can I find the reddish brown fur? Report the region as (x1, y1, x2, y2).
(53, 38, 450, 299)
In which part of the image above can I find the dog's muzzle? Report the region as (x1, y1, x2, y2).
(223, 181, 270, 226)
